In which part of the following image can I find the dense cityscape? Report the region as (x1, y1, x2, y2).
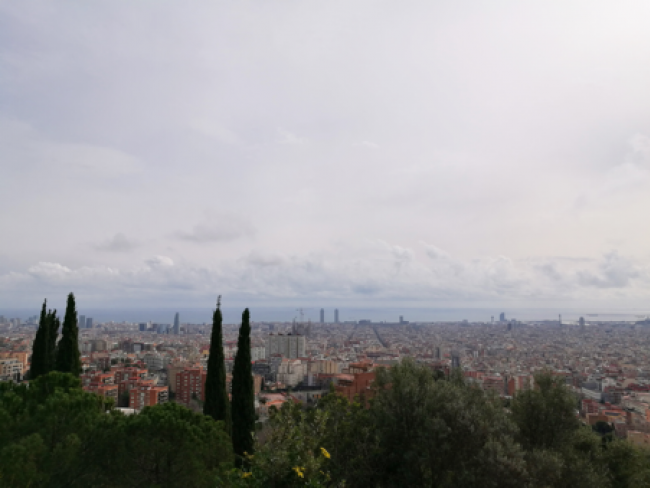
(3, 307, 650, 449)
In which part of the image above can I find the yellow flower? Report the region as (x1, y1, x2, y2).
(241, 472, 252, 478)
(320, 447, 331, 459)
(293, 466, 304, 478)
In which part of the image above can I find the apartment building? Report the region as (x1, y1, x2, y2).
(129, 384, 169, 411)
(176, 367, 207, 406)
(0, 357, 23, 381)
(85, 383, 119, 403)
(266, 334, 305, 359)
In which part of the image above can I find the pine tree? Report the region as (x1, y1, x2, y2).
(203, 296, 232, 435)
(29, 300, 49, 380)
(231, 308, 255, 456)
(54, 293, 82, 376)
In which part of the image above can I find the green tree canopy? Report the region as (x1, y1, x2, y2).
(511, 372, 579, 451)
(104, 402, 233, 488)
(0, 372, 233, 488)
(368, 358, 529, 488)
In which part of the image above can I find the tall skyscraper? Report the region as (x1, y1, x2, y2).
(173, 312, 180, 335)
(320, 308, 324, 324)
(79, 315, 86, 329)
(334, 309, 339, 324)
(499, 312, 506, 322)
(86, 317, 93, 329)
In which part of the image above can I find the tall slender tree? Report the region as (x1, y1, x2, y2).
(231, 308, 255, 456)
(203, 296, 231, 435)
(46, 310, 60, 373)
(29, 300, 49, 380)
(54, 293, 82, 376)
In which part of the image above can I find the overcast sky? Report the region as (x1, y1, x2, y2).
(1, 1, 650, 311)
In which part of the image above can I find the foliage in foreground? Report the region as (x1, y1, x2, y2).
(3, 360, 650, 487)
(233, 359, 650, 488)
(0, 372, 233, 487)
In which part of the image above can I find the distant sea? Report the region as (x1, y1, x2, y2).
(2, 307, 649, 325)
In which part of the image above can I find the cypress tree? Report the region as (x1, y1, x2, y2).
(46, 310, 60, 373)
(231, 308, 255, 456)
(30, 300, 49, 380)
(54, 293, 82, 376)
(203, 296, 232, 435)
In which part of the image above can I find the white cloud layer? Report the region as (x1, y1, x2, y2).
(1, 1, 650, 309)
(1, 244, 649, 308)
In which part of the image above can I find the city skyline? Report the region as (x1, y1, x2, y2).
(2, 305, 648, 328)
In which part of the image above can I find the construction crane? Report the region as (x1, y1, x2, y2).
(296, 308, 305, 323)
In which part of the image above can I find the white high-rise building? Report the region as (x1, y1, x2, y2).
(266, 334, 306, 359)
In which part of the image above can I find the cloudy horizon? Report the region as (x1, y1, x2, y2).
(2, 1, 650, 310)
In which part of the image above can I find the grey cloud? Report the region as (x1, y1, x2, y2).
(0, 119, 141, 178)
(541, 256, 596, 263)
(245, 251, 286, 267)
(423, 243, 452, 261)
(422, 242, 465, 276)
(189, 119, 241, 145)
(351, 283, 382, 295)
(573, 134, 650, 210)
(144, 256, 174, 268)
(277, 128, 307, 145)
(627, 134, 650, 165)
(354, 141, 379, 149)
(537, 262, 563, 282)
(175, 218, 255, 243)
(577, 251, 641, 288)
(93, 233, 137, 253)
